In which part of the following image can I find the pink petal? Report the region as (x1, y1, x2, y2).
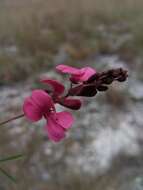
(45, 116, 66, 142)
(56, 64, 82, 75)
(71, 67, 96, 82)
(80, 67, 96, 81)
(56, 64, 96, 83)
(31, 90, 55, 113)
(23, 90, 55, 122)
(23, 97, 43, 122)
(40, 78, 65, 95)
(56, 111, 74, 129)
(60, 98, 82, 110)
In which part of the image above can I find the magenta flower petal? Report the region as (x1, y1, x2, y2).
(40, 78, 65, 95)
(60, 98, 82, 110)
(56, 64, 96, 83)
(23, 90, 55, 121)
(23, 97, 43, 122)
(56, 64, 83, 75)
(56, 111, 74, 129)
(75, 67, 96, 81)
(24, 89, 74, 142)
(31, 90, 55, 113)
(45, 116, 66, 142)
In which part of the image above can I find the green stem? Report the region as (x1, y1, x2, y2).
(0, 154, 24, 162)
(0, 167, 16, 182)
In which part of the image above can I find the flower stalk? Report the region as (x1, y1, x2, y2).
(0, 114, 24, 126)
(0, 65, 128, 141)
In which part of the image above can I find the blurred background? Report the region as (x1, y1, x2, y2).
(0, 0, 143, 189)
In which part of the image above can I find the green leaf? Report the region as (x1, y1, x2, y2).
(0, 154, 24, 163)
(0, 167, 17, 183)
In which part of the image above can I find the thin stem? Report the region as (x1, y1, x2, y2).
(0, 114, 25, 126)
(0, 167, 16, 183)
(0, 154, 24, 162)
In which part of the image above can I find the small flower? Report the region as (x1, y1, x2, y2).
(23, 90, 74, 142)
(56, 64, 96, 83)
(40, 78, 82, 110)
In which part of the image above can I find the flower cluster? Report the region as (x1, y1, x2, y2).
(23, 65, 128, 142)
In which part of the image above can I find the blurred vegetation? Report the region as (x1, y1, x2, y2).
(0, 0, 143, 84)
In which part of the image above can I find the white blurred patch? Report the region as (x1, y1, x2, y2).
(94, 124, 139, 166)
(76, 123, 140, 175)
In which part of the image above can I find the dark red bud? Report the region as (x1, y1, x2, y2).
(97, 85, 108, 91)
(68, 85, 83, 96)
(86, 73, 100, 83)
(59, 98, 82, 110)
(70, 84, 98, 97)
(79, 85, 97, 97)
(69, 84, 97, 97)
(117, 76, 127, 82)
(111, 68, 122, 77)
(102, 76, 114, 84)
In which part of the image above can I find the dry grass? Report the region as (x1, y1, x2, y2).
(0, 0, 143, 84)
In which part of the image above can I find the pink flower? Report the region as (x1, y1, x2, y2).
(40, 78, 82, 110)
(23, 90, 74, 142)
(56, 64, 96, 83)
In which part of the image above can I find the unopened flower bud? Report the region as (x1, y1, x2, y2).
(97, 85, 108, 91)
